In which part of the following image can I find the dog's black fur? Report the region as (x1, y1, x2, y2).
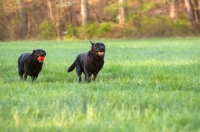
(18, 49, 46, 81)
(68, 41, 105, 82)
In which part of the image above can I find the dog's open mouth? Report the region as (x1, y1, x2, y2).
(38, 56, 45, 62)
(98, 51, 104, 56)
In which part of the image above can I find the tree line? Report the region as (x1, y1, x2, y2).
(0, 0, 200, 41)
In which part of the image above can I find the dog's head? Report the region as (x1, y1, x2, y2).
(90, 41, 105, 58)
(32, 49, 46, 63)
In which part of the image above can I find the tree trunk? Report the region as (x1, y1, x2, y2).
(118, 0, 126, 24)
(170, 0, 179, 22)
(184, 0, 196, 25)
(47, 0, 54, 23)
(193, 0, 200, 22)
(81, 0, 88, 25)
(56, 5, 61, 41)
(17, 0, 27, 39)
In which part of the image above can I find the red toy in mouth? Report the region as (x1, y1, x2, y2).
(38, 56, 45, 62)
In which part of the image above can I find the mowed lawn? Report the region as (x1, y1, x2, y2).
(0, 38, 200, 132)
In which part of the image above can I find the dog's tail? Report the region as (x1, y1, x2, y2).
(68, 61, 76, 72)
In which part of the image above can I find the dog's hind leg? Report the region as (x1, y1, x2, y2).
(78, 75, 82, 83)
(18, 69, 24, 80)
(76, 65, 82, 83)
(23, 73, 28, 81)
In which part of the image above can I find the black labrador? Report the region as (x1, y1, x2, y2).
(68, 41, 105, 83)
(18, 49, 46, 81)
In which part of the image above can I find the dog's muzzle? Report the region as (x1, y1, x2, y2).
(98, 51, 105, 56)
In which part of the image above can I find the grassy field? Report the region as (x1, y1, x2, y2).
(0, 38, 200, 132)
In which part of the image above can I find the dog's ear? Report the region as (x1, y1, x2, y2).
(32, 50, 36, 53)
(90, 41, 94, 46)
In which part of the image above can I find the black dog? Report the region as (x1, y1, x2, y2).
(18, 49, 46, 81)
(68, 41, 105, 82)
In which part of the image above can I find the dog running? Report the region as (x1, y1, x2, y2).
(68, 41, 105, 82)
(18, 49, 46, 81)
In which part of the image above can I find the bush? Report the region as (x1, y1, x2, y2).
(96, 22, 112, 38)
(126, 15, 191, 37)
(64, 22, 112, 39)
(39, 20, 56, 39)
(63, 24, 78, 40)
(82, 23, 99, 39)
(103, 3, 118, 16)
(139, 16, 172, 37)
(167, 19, 189, 35)
(63, 17, 195, 40)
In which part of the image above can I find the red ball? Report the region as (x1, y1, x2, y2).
(38, 56, 44, 62)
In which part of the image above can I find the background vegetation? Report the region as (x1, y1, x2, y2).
(0, 0, 200, 41)
(0, 38, 200, 131)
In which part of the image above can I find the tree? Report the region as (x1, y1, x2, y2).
(170, 0, 179, 22)
(81, 0, 88, 25)
(47, 0, 54, 23)
(193, 0, 200, 22)
(118, 0, 126, 24)
(184, 0, 196, 25)
(17, 0, 27, 39)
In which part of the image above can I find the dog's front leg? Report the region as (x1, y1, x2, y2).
(92, 70, 99, 81)
(24, 73, 28, 81)
(84, 69, 91, 82)
(31, 77, 36, 81)
(92, 73, 97, 81)
(31, 75, 38, 81)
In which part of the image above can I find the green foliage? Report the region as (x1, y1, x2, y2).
(96, 22, 111, 38)
(63, 24, 78, 40)
(63, 15, 196, 39)
(39, 20, 56, 40)
(125, 14, 193, 37)
(78, 23, 99, 39)
(64, 22, 112, 39)
(168, 19, 189, 35)
(1, 38, 200, 131)
(2, 0, 200, 41)
(141, 2, 156, 13)
(139, 16, 171, 37)
(103, 3, 118, 16)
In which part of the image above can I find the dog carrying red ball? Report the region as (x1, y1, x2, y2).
(18, 49, 46, 81)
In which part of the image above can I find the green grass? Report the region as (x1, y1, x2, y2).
(0, 38, 200, 132)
